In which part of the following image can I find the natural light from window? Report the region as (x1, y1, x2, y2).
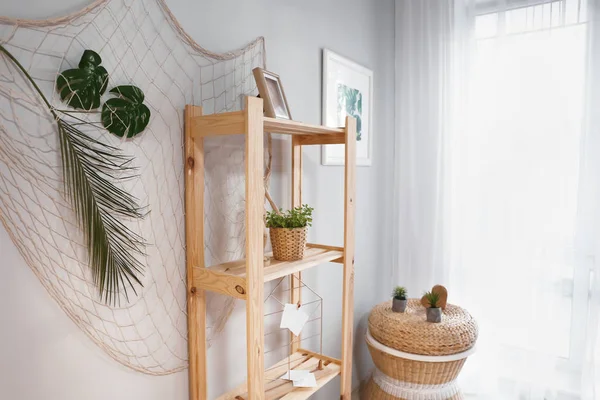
(451, 0, 590, 396)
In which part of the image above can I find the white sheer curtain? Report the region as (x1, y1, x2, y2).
(581, 1, 600, 397)
(393, 0, 469, 291)
(394, 0, 600, 398)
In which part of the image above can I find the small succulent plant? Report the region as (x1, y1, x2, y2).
(392, 286, 407, 300)
(424, 291, 441, 308)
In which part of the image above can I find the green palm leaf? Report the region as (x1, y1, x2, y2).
(1, 45, 146, 305)
(58, 119, 146, 304)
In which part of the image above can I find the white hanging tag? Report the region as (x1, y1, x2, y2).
(280, 303, 309, 337)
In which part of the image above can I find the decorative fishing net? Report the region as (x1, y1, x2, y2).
(0, 0, 265, 375)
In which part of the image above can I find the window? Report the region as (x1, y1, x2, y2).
(450, 0, 592, 396)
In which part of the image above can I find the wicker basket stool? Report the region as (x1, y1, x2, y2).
(364, 299, 478, 400)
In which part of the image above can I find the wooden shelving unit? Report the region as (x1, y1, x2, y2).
(184, 96, 356, 400)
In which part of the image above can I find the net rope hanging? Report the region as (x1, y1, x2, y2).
(0, 0, 271, 375)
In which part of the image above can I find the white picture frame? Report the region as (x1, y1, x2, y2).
(322, 49, 373, 166)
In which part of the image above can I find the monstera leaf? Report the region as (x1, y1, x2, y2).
(101, 85, 151, 138)
(56, 50, 109, 110)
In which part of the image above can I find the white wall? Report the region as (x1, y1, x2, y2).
(0, 0, 395, 399)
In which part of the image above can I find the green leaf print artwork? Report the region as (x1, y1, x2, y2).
(337, 83, 363, 141)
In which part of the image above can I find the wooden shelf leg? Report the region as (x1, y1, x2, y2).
(291, 135, 302, 353)
(340, 116, 357, 400)
(245, 96, 265, 399)
(185, 105, 207, 400)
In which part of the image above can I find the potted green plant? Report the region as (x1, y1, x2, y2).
(424, 291, 442, 323)
(391, 286, 408, 313)
(266, 204, 313, 261)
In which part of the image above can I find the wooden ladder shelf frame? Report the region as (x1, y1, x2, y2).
(184, 96, 356, 400)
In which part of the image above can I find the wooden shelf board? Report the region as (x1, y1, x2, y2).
(211, 244, 343, 280)
(193, 111, 244, 137)
(192, 245, 343, 299)
(217, 350, 341, 400)
(295, 133, 345, 145)
(264, 117, 344, 136)
(192, 112, 345, 139)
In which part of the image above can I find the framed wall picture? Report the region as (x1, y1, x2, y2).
(322, 49, 373, 166)
(253, 67, 292, 119)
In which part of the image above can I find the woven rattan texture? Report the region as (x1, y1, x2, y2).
(366, 339, 466, 385)
(368, 300, 478, 356)
(269, 227, 307, 261)
(362, 378, 464, 400)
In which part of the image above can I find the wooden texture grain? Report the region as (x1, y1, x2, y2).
(340, 116, 357, 400)
(192, 267, 247, 299)
(193, 110, 244, 136)
(291, 135, 302, 354)
(305, 243, 345, 264)
(216, 351, 341, 400)
(268, 368, 337, 400)
(297, 348, 342, 365)
(216, 353, 308, 400)
(305, 243, 344, 252)
(295, 132, 345, 145)
(201, 246, 343, 282)
(245, 96, 265, 399)
(264, 117, 344, 136)
(265, 249, 343, 282)
(185, 105, 207, 400)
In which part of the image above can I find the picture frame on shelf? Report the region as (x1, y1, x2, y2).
(253, 67, 292, 119)
(322, 49, 373, 166)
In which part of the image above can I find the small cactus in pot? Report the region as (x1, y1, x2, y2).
(391, 286, 408, 313)
(424, 291, 442, 323)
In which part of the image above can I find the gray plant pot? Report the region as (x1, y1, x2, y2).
(392, 298, 407, 313)
(426, 307, 442, 323)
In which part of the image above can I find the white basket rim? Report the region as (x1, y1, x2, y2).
(366, 330, 476, 362)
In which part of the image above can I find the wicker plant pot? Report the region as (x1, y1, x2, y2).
(269, 226, 307, 261)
